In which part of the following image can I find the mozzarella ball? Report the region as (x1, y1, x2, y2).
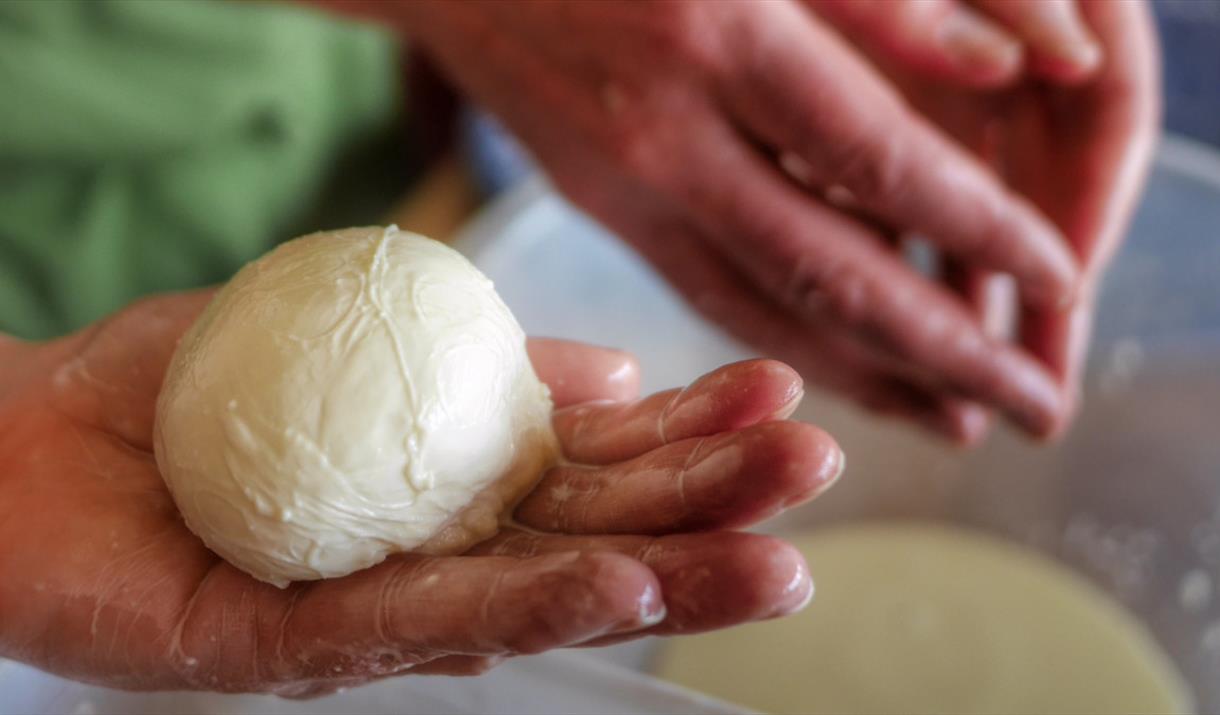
(154, 226, 558, 587)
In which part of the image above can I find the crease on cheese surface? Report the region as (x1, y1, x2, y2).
(155, 226, 557, 587)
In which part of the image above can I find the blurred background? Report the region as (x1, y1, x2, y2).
(0, 0, 1217, 341)
(460, 0, 1220, 194)
(2, 1, 1220, 714)
(1156, 0, 1220, 147)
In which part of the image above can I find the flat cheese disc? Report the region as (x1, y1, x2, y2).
(655, 522, 1192, 715)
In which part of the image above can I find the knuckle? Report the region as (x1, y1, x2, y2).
(506, 555, 612, 654)
(165, 568, 258, 690)
(644, 2, 721, 71)
(822, 123, 908, 205)
(787, 255, 874, 329)
(563, 403, 599, 448)
(601, 120, 670, 186)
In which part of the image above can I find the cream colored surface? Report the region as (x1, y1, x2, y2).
(154, 226, 557, 587)
(656, 523, 1192, 715)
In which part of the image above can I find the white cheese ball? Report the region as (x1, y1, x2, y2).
(154, 226, 558, 587)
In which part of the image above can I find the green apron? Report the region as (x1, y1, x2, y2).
(0, 0, 402, 339)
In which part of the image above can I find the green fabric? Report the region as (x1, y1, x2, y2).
(0, 0, 401, 339)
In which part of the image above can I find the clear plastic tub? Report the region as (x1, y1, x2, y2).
(455, 134, 1220, 711)
(3, 134, 1217, 714)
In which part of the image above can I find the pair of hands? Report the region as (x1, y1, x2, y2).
(0, 292, 840, 695)
(349, 0, 1159, 442)
(0, 0, 1160, 695)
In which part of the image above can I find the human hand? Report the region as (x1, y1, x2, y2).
(0, 291, 840, 695)
(817, 0, 1160, 421)
(342, 0, 1108, 442)
(810, 0, 1104, 87)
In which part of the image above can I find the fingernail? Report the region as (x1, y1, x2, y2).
(1064, 300, 1094, 387)
(612, 583, 666, 633)
(639, 583, 668, 626)
(787, 578, 815, 616)
(939, 403, 990, 446)
(768, 386, 805, 421)
(1038, 4, 1104, 76)
(1011, 370, 1066, 439)
(1060, 39, 1102, 74)
(939, 9, 1022, 79)
(774, 560, 814, 617)
(830, 447, 847, 484)
(956, 405, 991, 445)
(1026, 253, 1079, 313)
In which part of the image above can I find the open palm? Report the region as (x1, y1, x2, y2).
(0, 290, 840, 696)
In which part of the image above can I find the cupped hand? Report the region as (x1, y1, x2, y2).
(333, 0, 1110, 442)
(0, 291, 841, 695)
(820, 0, 1160, 421)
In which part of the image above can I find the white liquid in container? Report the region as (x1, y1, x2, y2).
(656, 523, 1193, 715)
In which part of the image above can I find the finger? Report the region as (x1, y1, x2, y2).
(527, 338, 640, 407)
(1012, 0, 1159, 421)
(553, 359, 804, 465)
(810, 0, 1022, 87)
(283, 552, 663, 671)
(719, 5, 1079, 309)
(179, 553, 664, 686)
(937, 101, 1016, 347)
(475, 530, 813, 638)
(656, 232, 998, 443)
(659, 115, 1066, 436)
(974, 0, 1102, 82)
(840, 229, 991, 444)
(603, 205, 996, 443)
(519, 421, 843, 535)
(1020, 296, 1093, 424)
(941, 258, 1007, 441)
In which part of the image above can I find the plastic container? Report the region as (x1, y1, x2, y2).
(454, 133, 1220, 711)
(4, 134, 1218, 714)
(0, 629, 739, 715)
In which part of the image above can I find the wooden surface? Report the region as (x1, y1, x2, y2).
(384, 153, 484, 243)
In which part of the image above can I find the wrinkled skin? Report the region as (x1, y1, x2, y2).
(0, 291, 841, 696)
(865, 0, 1161, 420)
(322, 0, 1157, 443)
